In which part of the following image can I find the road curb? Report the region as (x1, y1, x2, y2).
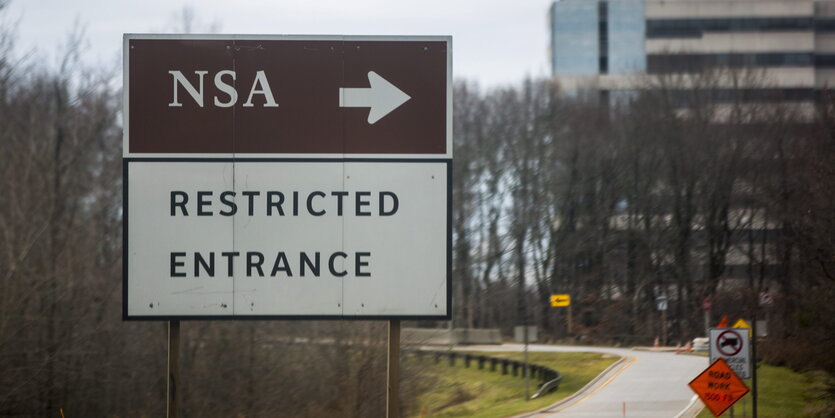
(631, 346, 678, 352)
(673, 395, 705, 418)
(511, 353, 635, 417)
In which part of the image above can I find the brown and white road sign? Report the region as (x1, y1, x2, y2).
(123, 35, 452, 320)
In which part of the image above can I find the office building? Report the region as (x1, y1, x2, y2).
(548, 0, 835, 107)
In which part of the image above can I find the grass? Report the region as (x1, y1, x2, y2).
(407, 351, 618, 418)
(695, 363, 829, 417)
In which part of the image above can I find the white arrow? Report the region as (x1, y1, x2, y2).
(339, 71, 411, 124)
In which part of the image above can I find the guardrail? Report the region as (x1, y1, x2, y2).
(407, 350, 562, 399)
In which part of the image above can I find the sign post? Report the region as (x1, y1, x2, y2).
(656, 295, 668, 346)
(123, 34, 452, 416)
(167, 320, 179, 418)
(751, 317, 758, 418)
(703, 296, 712, 336)
(733, 314, 757, 414)
(550, 294, 571, 335)
(387, 320, 401, 418)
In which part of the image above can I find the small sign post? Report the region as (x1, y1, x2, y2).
(751, 318, 759, 418)
(550, 294, 572, 334)
(656, 295, 668, 346)
(167, 321, 179, 418)
(703, 296, 712, 336)
(387, 320, 400, 418)
(689, 358, 750, 416)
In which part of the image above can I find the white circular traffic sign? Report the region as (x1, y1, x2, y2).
(716, 329, 743, 356)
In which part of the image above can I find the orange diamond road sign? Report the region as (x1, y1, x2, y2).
(689, 358, 750, 416)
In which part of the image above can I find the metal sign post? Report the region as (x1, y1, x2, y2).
(167, 320, 180, 418)
(549, 294, 571, 335)
(387, 320, 401, 418)
(524, 324, 529, 400)
(703, 296, 711, 336)
(656, 296, 668, 346)
(567, 304, 573, 334)
(751, 317, 758, 418)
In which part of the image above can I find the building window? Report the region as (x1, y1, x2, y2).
(815, 19, 835, 32)
(598, 1, 609, 74)
(815, 54, 835, 67)
(663, 89, 815, 107)
(647, 53, 814, 72)
(647, 17, 813, 38)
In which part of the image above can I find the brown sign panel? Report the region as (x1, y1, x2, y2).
(125, 35, 450, 156)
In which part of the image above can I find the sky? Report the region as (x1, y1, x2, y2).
(4, 0, 556, 89)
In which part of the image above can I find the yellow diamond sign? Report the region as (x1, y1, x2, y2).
(733, 318, 752, 337)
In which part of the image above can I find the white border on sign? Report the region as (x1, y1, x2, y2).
(122, 34, 453, 160)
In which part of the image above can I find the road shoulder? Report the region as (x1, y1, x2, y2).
(512, 353, 636, 417)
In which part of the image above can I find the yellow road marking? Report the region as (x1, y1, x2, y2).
(551, 355, 638, 412)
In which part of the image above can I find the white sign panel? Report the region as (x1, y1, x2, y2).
(125, 161, 449, 318)
(709, 328, 751, 379)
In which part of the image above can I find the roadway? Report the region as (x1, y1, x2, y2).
(460, 344, 707, 418)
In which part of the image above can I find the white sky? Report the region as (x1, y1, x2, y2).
(4, 0, 555, 89)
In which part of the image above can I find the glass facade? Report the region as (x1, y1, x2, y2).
(550, 0, 600, 75)
(608, 0, 646, 73)
(550, 0, 646, 76)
